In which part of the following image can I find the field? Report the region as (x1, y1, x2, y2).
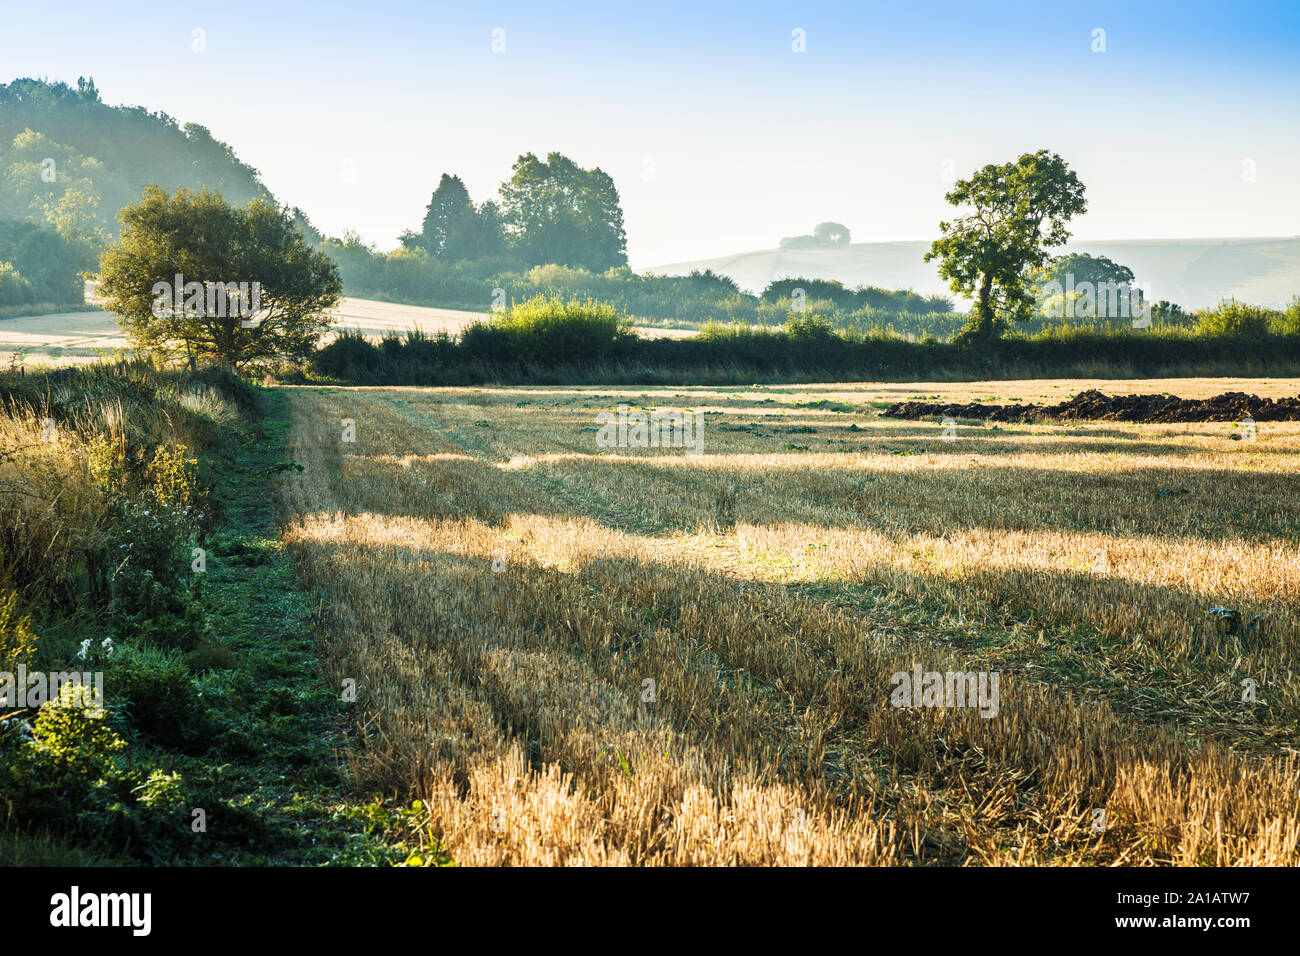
(273, 377, 1300, 865)
(0, 298, 692, 365)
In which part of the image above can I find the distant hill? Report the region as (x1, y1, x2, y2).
(0, 77, 274, 239)
(650, 237, 1300, 311)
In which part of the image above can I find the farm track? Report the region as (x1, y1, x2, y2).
(274, 383, 1300, 865)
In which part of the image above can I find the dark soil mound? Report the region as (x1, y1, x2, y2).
(883, 390, 1300, 423)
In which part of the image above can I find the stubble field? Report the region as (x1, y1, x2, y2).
(274, 379, 1300, 865)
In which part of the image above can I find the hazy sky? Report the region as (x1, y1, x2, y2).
(3, 0, 1298, 267)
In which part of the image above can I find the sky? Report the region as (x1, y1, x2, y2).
(2, 0, 1298, 267)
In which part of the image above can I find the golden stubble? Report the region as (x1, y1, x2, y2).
(275, 382, 1300, 865)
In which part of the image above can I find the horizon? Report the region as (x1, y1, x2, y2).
(3, 0, 1297, 268)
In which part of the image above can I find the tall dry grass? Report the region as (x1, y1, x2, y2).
(0, 361, 245, 642)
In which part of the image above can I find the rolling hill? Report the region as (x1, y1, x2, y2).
(649, 237, 1300, 311)
(0, 77, 275, 239)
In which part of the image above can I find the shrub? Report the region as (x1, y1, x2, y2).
(1278, 297, 1300, 336)
(25, 683, 127, 779)
(783, 313, 838, 341)
(105, 644, 215, 751)
(0, 591, 39, 671)
(0, 261, 33, 307)
(104, 490, 204, 650)
(1195, 300, 1277, 337)
(462, 296, 631, 366)
(311, 329, 382, 379)
(146, 444, 201, 514)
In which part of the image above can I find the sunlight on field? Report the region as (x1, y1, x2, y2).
(274, 380, 1300, 865)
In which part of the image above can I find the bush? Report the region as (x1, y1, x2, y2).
(147, 444, 201, 514)
(0, 591, 38, 672)
(0, 261, 33, 307)
(311, 329, 382, 379)
(8, 684, 127, 801)
(461, 296, 631, 366)
(783, 313, 836, 340)
(105, 644, 215, 751)
(1278, 297, 1300, 336)
(1195, 300, 1278, 337)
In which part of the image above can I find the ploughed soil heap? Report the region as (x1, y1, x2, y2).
(883, 390, 1300, 423)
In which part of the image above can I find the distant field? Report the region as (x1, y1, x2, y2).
(275, 378, 1300, 864)
(0, 297, 692, 364)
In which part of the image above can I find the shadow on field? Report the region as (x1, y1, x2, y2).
(436, 454, 1300, 546)
(300, 528, 1295, 758)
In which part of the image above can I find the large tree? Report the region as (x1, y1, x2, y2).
(498, 152, 627, 271)
(98, 185, 341, 367)
(417, 174, 506, 261)
(925, 150, 1086, 342)
(1034, 252, 1139, 319)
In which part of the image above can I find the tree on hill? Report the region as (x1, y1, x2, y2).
(780, 221, 852, 250)
(98, 186, 341, 367)
(925, 150, 1086, 343)
(812, 222, 851, 245)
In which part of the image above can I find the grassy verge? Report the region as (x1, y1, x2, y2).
(0, 361, 446, 865)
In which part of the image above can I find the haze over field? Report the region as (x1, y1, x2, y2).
(652, 236, 1300, 310)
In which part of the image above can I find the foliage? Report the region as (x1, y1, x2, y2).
(0, 591, 39, 671)
(309, 294, 1300, 386)
(0, 219, 84, 306)
(98, 185, 343, 367)
(413, 173, 505, 261)
(1194, 299, 1277, 337)
(926, 150, 1087, 343)
(498, 152, 627, 272)
(0, 77, 270, 241)
(461, 296, 632, 365)
(1034, 253, 1142, 319)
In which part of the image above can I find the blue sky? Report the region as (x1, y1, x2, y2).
(3, 0, 1298, 265)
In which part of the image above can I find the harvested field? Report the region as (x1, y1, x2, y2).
(273, 380, 1300, 866)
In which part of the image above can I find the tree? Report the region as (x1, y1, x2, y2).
(419, 173, 473, 257)
(1150, 300, 1190, 328)
(418, 174, 506, 261)
(498, 152, 627, 271)
(1034, 252, 1138, 320)
(925, 150, 1086, 343)
(458, 199, 506, 260)
(98, 185, 341, 367)
(0, 261, 33, 306)
(812, 221, 851, 245)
